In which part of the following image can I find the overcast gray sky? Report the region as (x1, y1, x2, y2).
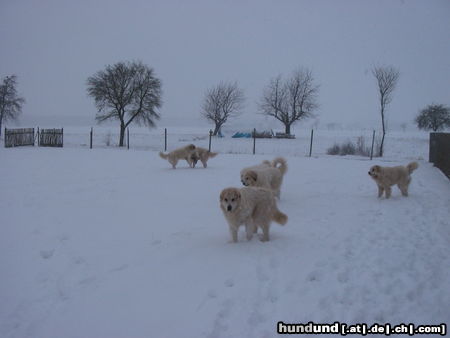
(1, 0, 449, 130)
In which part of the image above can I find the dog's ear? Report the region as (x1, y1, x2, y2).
(248, 170, 258, 182)
(220, 190, 225, 201)
(236, 190, 241, 200)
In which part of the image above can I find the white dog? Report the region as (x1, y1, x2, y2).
(159, 144, 196, 169)
(240, 157, 288, 198)
(189, 146, 218, 168)
(368, 162, 418, 198)
(220, 187, 288, 242)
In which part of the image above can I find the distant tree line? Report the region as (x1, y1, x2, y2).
(2, 60, 449, 152)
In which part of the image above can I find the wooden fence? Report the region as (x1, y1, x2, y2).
(429, 132, 450, 179)
(39, 128, 63, 147)
(4, 128, 35, 147)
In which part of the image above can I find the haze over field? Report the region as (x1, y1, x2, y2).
(1, 0, 449, 130)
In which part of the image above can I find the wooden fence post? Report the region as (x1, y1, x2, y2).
(370, 130, 376, 160)
(209, 130, 212, 152)
(62, 128, 64, 147)
(90, 127, 93, 149)
(309, 129, 314, 157)
(253, 128, 256, 155)
(127, 128, 130, 150)
(37, 127, 40, 146)
(164, 128, 167, 151)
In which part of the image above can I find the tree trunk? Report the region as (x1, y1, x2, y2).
(213, 123, 221, 136)
(379, 131, 385, 157)
(379, 106, 385, 157)
(284, 123, 291, 135)
(119, 124, 126, 147)
(0, 119, 2, 137)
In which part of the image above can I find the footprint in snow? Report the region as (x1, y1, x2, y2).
(306, 270, 323, 282)
(40, 249, 54, 259)
(109, 264, 128, 273)
(224, 279, 234, 287)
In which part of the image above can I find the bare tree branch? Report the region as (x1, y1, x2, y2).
(0, 75, 26, 136)
(372, 65, 400, 156)
(415, 104, 450, 132)
(87, 61, 162, 146)
(259, 68, 319, 135)
(201, 81, 245, 135)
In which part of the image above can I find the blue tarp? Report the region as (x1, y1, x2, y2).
(232, 132, 252, 138)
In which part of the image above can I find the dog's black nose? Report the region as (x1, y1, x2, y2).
(227, 205, 232, 212)
(368, 171, 371, 175)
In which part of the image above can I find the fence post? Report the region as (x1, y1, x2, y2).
(90, 127, 93, 149)
(4, 128, 6, 147)
(309, 129, 314, 157)
(62, 128, 64, 147)
(253, 128, 256, 155)
(37, 127, 40, 146)
(370, 130, 376, 160)
(127, 128, 130, 150)
(164, 128, 167, 151)
(209, 130, 212, 152)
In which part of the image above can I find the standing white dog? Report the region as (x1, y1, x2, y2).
(240, 157, 288, 198)
(368, 162, 418, 198)
(219, 186, 288, 242)
(159, 144, 197, 169)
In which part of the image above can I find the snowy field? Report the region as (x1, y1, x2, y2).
(1, 130, 449, 338)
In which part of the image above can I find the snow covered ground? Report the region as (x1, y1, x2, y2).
(0, 132, 449, 338)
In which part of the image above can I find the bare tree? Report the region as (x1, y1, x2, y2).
(0, 75, 25, 136)
(415, 104, 450, 132)
(372, 65, 400, 156)
(87, 61, 162, 146)
(201, 81, 245, 135)
(259, 68, 319, 135)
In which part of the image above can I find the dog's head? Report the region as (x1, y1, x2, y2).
(220, 188, 241, 213)
(189, 152, 199, 166)
(186, 144, 196, 151)
(241, 170, 258, 186)
(368, 165, 381, 179)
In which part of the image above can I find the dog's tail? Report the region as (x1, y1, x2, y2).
(272, 157, 288, 175)
(407, 161, 418, 174)
(272, 206, 288, 225)
(208, 151, 218, 158)
(159, 152, 169, 159)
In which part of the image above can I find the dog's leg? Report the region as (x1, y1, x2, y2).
(229, 226, 238, 243)
(260, 222, 270, 242)
(202, 160, 207, 168)
(170, 158, 178, 169)
(245, 223, 255, 241)
(398, 184, 408, 197)
(385, 186, 392, 198)
(377, 185, 384, 198)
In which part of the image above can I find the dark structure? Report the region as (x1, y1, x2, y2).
(4, 128, 34, 147)
(429, 132, 450, 179)
(39, 128, 63, 147)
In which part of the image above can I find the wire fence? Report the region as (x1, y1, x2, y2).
(3, 126, 429, 161)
